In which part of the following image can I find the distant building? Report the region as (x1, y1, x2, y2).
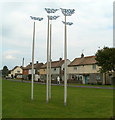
(68, 54, 103, 84)
(23, 61, 43, 81)
(40, 58, 71, 81)
(10, 66, 23, 79)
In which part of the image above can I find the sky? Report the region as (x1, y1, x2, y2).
(0, 0, 114, 70)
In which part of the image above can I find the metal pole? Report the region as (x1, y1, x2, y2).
(49, 23, 52, 99)
(31, 21, 35, 100)
(22, 58, 24, 67)
(22, 57, 24, 82)
(46, 16, 50, 103)
(64, 15, 67, 106)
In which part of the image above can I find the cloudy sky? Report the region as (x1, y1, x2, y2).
(1, 0, 113, 70)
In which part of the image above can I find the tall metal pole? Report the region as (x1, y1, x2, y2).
(46, 16, 50, 103)
(49, 23, 52, 99)
(64, 15, 67, 106)
(60, 8, 75, 106)
(22, 57, 24, 82)
(22, 58, 24, 67)
(45, 8, 59, 103)
(31, 21, 35, 100)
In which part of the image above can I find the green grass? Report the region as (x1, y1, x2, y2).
(67, 83, 113, 88)
(2, 80, 113, 118)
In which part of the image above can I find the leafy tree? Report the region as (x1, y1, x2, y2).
(95, 47, 115, 73)
(2, 66, 9, 77)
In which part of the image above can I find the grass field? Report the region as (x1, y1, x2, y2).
(2, 80, 113, 118)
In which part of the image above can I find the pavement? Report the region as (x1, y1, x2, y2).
(4, 79, 115, 90)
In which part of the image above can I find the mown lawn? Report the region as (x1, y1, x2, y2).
(67, 83, 113, 87)
(2, 80, 113, 118)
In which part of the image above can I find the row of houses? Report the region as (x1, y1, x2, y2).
(7, 54, 113, 85)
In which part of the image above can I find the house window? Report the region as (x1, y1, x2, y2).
(96, 74, 100, 80)
(74, 67, 77, 70)
(54, 68, 56, 71)
(17, 71, 20, 73)
(92, 64, 96, 70)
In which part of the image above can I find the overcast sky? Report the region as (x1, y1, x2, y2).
(1, 0, 113, 70)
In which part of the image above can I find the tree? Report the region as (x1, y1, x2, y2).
(95, 47, 115, 73)
(2, 66, 9, 77)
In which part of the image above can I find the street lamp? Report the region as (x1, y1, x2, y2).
(48, 15, 59, 100)
(30, 16, 43, 100)
(45, 8, 59, 103)
(45, 8, 59, 13)
(60, 8, 75, 106)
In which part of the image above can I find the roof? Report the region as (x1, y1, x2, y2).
(11, 66, 21, 71)
(41, 60, 65, 69)
(23, 63, 44, 70)
(68, 56, 97, 66)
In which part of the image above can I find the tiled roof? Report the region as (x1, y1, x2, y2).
(23, 63, 44, 70)
(68, 56, 97, 66)
(41, 60, 65, 69)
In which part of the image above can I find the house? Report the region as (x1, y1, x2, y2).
(23, 61, 43, 81)
(10, 66, 23, 79)
(68, 54, 105, 84)
(40, 58, 71, 81)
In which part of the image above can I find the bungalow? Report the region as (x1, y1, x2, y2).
(23, 61, 43, 81)
(68, 54, 105, 84)
(40, 58, 71, 81)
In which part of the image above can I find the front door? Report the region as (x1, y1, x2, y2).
(85, 76, 89, 84)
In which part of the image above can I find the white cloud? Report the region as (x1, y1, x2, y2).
(5, 55, 16, 60)
(3, 50, 20, 60)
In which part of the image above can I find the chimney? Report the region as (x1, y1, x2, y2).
(81, 53, 84, 58)
(22, 57, 24, 67)
(59, 58, 62, 61)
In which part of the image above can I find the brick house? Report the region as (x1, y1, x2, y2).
(23, 61, 43, 81)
